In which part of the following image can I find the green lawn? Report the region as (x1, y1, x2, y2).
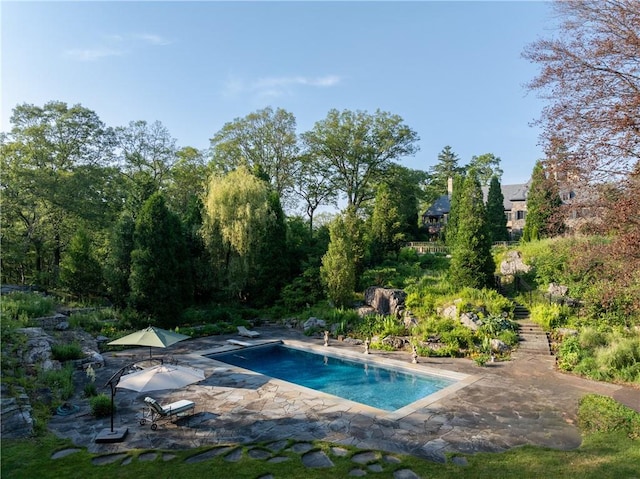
(2, 431, 639, 479)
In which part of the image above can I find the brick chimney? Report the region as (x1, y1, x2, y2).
(447, 177, 453, 197)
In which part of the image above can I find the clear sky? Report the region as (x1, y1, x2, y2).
(1, 1, 553, 184)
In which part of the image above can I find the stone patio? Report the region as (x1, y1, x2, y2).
(48, 326, 639, 466)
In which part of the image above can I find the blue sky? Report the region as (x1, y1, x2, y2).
(1, 1, 553, 184)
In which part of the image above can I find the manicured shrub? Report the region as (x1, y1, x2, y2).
(578, 394, 640, 439)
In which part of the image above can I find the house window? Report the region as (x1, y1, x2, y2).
(506, 212, 512, 222)
(516, 211, 526, 220)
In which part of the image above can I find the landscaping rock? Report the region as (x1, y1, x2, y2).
(500, 250, 531, 275)
(303, 317, 326, 332)
(459, 312, 481, 331)
(490, 339, 510, 353)
(364, 287, 406, 318)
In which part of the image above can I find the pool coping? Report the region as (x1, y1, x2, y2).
(194, 338, 482, 420)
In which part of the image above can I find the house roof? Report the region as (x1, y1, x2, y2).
(483, 183, 529, 211)
(423, 194, 450, 217)
(422, 182, 530, 218)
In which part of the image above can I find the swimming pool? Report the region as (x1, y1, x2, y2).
(207, 343, 457, 412)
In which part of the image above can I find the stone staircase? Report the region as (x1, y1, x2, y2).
(512, 303, 553, 357)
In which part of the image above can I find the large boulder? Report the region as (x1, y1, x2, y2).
(500, 251, 531, 276)
(303, 317, 326, 332)
(548, 283, 569, 297)
(459, 312, 481, 331)
(1, 386, 33, 439)
(364, 287, 406, 318)
(15, 327, 55, 367)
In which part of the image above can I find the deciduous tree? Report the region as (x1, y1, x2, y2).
(468, 153, 503, 186)
(210, 107, 299, 205)
(201, 166, 273, 300)
(301, 109, 419, 212)
(523, 0, 640, 182)
(1, 101, 114, 286)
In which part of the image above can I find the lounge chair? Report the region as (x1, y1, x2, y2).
(237, 326, 260, 338)
(141, 396, 195, 430)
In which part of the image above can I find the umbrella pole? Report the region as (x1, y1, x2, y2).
(109, 382, 115, 433)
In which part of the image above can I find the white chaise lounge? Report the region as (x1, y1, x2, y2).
(237, 326, 260, 338)
(141, 396, 195, 430)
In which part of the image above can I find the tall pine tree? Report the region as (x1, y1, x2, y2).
(486, 176, 509, 242)
(448, 170, 495, 289)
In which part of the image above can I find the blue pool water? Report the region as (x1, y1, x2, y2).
(208, 344, 455, 411)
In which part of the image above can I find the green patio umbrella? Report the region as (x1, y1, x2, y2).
(108, 326, 190, 359)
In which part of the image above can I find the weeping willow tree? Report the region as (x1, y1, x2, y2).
(201, 166, 274, 301)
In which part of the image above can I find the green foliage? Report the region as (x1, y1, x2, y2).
(41, 365, 75, 402)
(90, 394, 113, 418)
(557, 336, 583, 371)
(83, 382, 98, 398)
(578, 394, 640, 439)
(530, 303, 570, 331)
(0, 292, 55, 321)
(486, 175, 509, 242)
(104, 212, 136, 308)
(448, 170, 495, 289)
(201, 165, 273, 301)
(558, 329, 640, 384)
(321, 213, 357, 307)
(50, 343, 83, 361)
(59, 228, 103, 298)
(128, 192, 192, 327)
(67, 308, 120, 336)
(368, 183, 405, 264)
(301, 108, 419, 212)
(522, 160, 564, 241)
(423, 145, 464, 207)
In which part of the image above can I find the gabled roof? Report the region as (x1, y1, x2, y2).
(423, 194, 450, 217)
(422, 182, 530, 218)
(481, 183, 529, 211)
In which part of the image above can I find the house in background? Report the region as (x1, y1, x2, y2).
(421, 179, 530, 241)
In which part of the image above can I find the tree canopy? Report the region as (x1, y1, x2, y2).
(301, 109, 419, 212)
(523, 0, 640, 182)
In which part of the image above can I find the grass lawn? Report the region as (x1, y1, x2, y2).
(2, 431, 639, 479)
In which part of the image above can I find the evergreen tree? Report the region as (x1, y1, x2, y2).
(445, 174, 465, 248)
(368, 183, 404, 264)
(486, 176, 509, 242)
(424, 146, 464, 206)
(522, 161, 564, 242)
(448, 171, 495, 289)
(250, 191, 290, 307)
(382, 164, 426, 241)
(60, 228, 102, 299)
(129, 192, 192, 327)
(104, 212, 136, 308)
(321, 214, 356, 308)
